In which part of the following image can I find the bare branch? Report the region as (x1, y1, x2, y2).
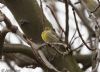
(26, 39, 61, 72)
(68, 0, 95, 37)
(72, 8, 96, 51)
(46, 5, 65, 36)
(64, 0, 69, 44)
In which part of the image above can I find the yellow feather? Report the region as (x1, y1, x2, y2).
(41, 27, 59, 43)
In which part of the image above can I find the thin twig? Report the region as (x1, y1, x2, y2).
(80, 0, 99, 27)
(72, 40, 95, 52)
(91, 0, 100, 13)
(72, 8, 96, 51)
(46, 5, 65, 35)
(68, 0, 95, 36)
(70, 36, 80, 45)
(91, 4, 100, 13)
(64, 0, 69, 44)
(69, 29, 77, 44)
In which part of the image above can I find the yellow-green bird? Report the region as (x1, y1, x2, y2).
(41, 27, 60, 43)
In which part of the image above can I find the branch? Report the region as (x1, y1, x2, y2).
(2, 43, 93, 70)
(72, 7, 96, 51)
(3, 44, 33, 57)
(46, 5, 65, 34)
(39, 43, 69, 55)
(68, 0, 95, 37)
(2, 44, 39, 67)
(26, 39, 61, 72)
(64, 0, 69, 44)
(3, 43, 93, 71)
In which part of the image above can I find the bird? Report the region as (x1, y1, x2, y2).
(41, 27, 60, 43)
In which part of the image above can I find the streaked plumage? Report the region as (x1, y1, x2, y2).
(41, 27, 59, 43)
